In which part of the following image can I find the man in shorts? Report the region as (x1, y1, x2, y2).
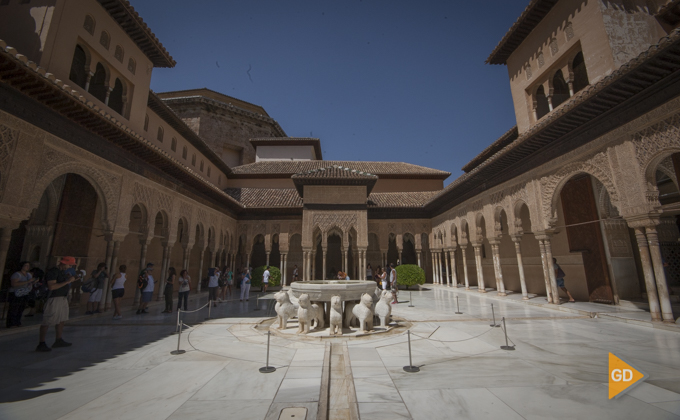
(136, 263, 155, 314)
(86, 262, 107, 315)
(263, 266, 270, 293)
(36, 256, 78, 352)
(293, 265, 299, 283)
(553, 258, 575, 302)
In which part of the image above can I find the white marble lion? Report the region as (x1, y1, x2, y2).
(297, 293, 313, 334)
(287, 288, 300, 309)
(375, 290, 393, 328)
(329, 295, 343, 335)
(352, 293, 374, 332)
(274, 291, 297, 330)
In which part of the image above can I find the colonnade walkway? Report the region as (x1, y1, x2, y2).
(1, 287, 680, 419)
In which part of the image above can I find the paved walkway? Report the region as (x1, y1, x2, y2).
(1, 287, 680, 419)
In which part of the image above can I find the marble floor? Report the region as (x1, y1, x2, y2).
(1, 288, 679, 419)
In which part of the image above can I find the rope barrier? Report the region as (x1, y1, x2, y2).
(178, 301, 210, 314)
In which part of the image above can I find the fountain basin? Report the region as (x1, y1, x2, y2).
(290, 280, 376, 302)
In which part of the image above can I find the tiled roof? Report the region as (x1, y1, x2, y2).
(486, 0, 559, 65)
(224, 188, 302, 208)
(231, 161, 450, 178)
(250, 137, 323, 160)
(368, 191, 439, 208)
(97, 0, 175, 67)
(462, 126, 518, 173)
(292, 165, 377, 179)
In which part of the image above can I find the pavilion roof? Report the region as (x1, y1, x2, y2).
(230, 160, 450, 179)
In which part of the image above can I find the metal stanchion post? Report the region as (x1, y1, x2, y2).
(171, 309, 181, 335)
(408, 291, 414, 307)
(455, 295, 462, 314)
(171, 321, 186, 355)
(259, 331, 276, 373)
(500, 317, 515, 351)
(490, 303, 499, 327)
(205, 300, 212, 320)
(403, 330, 420, 373)
(254, 293, 261, 311)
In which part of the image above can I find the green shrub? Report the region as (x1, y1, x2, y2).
(395, 264, 425, 289)
(250, 266, 281, 287)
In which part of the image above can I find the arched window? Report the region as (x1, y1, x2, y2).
(109, 78, 124, 115)
(99, 31, 110, 50)
(572, 52, 589, 94)
(157, 127, 164, 142)
(200, 160, 204, 172)
(144, 114, 149, 131)
(552, 70, 570, 108)
(182, 146, 187, 159)
(68, 45, 88, 89)
(171, 137, 177, 151)
(88, 62, 107, 103)
(128, 58, 136, 74)
(192, 154, 196, 166)
(83, 15, 95, 35)
(535, 85, 550, 120)
(114, 45, 124, 62)
(207, 166, 211, 177)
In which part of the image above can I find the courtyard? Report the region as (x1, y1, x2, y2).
(1, 287, 679, 420)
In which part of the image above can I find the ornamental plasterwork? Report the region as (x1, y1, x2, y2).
(133, 182, 154, 211)
(289, 223, 302, 235)
(657, 156, 678, 188)
(313, 213, 357, 233)
(632, 112, 680, 174)
(367, 223, 379, 234)
(402, 223, 415, 235)
(179, 201, 193, 222)
(38, 146, 74, 179)
(271, 223, 280, 235)
(253, 223, 266, 237)
(0, 124, 18, 201)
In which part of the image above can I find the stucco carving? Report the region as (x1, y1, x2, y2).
(633, 112, 680, 183)
(0, 124, 19, 201)
(313, 213, 357, 233)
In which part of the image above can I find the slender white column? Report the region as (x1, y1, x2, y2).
(473, 245, 486, 292)
(512, 237, 529, 300)
(645, 226, 675, 322)
(490, 241, 506, 296)
(632, 228, 661, 321)
(444, 250, 450, 286)
(543, 238, 560, 305)
(537, 239, 553, 303)
(105, 240, 121, 309)
(322, 248, 327, 280)
(461, 247, 470, 290)
(282, 254, 287, 286)
(449, 247, 458, 286)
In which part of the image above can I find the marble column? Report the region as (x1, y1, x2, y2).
(473, 244, 486, 292)
(632, 228, 661, 321)
(537, 239, 553, 303)
(543, 238, 560, 305)
(444, 250, 451, 286)
(266, 252, 270, 267)
(344, 249, 349, 275)
(322, 247, 327, 280)
(312, 250, 317, 280)
(134, 241, 149, 304)
(511, 236, 529, 300)
(461, 246, 470, 290)
(101, 237, 114, 309)
(435, 252, 441, 284)
(490, 241, 506, 296)
(197, 249, 206, 293)
(645, 226, 675, 322)
(105, 240, 121, 309)
(157, 245, 170, 301)
(182, 246, 190, 270)
(449, 247, 458, 287)
(417, 250, 422, 268)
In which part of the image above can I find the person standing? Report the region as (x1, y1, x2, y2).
(223, 266, 233, 299)
(553, 258, 575, 303)
(136, 263, 155, 314)
(292, 265, 299, 283)
(7, 261, 35, 328)
(177, 270, 191, 311)
(36, 256, 77, 352)
(262, 266, 270, 293)
(389, 263, 398, 304)
(208, 267, 219, 306)
(162, 267, 176, 313)
(110, 265, 126, 320)
(366, 264, 373, 281)
(86, 263, 107, 315)
(240, 268, 251, 301)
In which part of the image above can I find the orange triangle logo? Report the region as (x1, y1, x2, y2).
(608, 352, 648, 399)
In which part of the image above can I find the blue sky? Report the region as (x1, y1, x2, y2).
(135, 1, 528, 184)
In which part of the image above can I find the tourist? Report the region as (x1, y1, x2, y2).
(553, 258, 575, 303)
(86, 263, 107, 315)
(263, 266, 270, 293)
(389, 263, 398, 304)
(26, 267, 47, 318)
(379, 267, 388, 291)
(366, 263, 373, 281)
(110, 265, 126, 320)
(177, 270, 190, 311)
(6, 261, 35, 328)
(219, 265, 229, 300)
(208, 267, 219, 306)
(374, 266, 383, 288)
(36, 256, 77, 352)
(240, 268, 251, 301)
(292, 265, 299, 282)
(136, 263, 155, 315)
(223, 266, 233, 298)
(162, 267, 176, 313)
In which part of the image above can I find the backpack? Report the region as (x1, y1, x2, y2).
(81, 277, 96, 293)
(137, 270, 148, 290)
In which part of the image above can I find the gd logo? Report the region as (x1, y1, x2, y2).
(608, 353, 648, 399)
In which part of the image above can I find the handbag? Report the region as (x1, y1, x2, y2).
(14, 285, 32, 297)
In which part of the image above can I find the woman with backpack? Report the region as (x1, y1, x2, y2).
(240, 268, 251, 301)
(162, 267, 176, 313)
(6, 261, 36, 328)
(177, 270, 191, 311)
(110, 265, 126, 320)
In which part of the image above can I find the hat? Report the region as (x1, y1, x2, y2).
(60, 256, 76, 265)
